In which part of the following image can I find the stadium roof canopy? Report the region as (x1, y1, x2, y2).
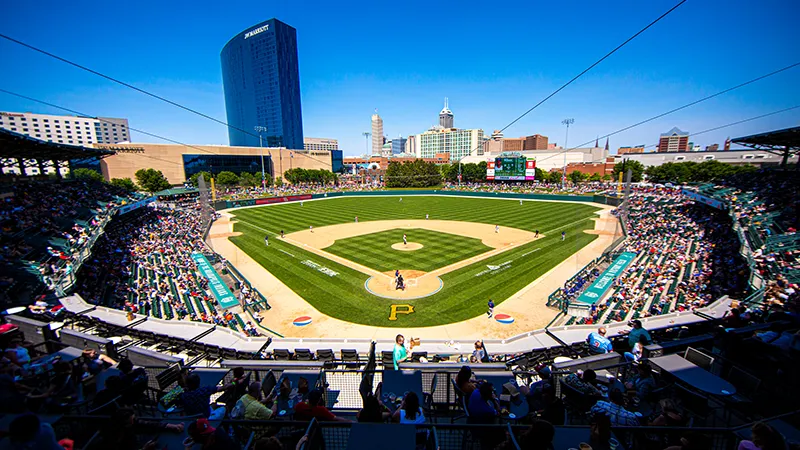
(732, 126, 800, 168)
(0, 128, 115, 160)
(154, 187, 198, 197)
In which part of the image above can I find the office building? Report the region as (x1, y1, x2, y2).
(523, 134, 549, 150)
(97, 142, 338, 185)
(439, 98, 454, 128)
(503, 138, 524, 152)
(705, 144, 719, 151)
(0, 112, 130, 146)
(221, 19, 304, 149)
(371, 112, 383, 155)
(391, 136, 407, 155)
(415, 127, 484, 161)
(304, 137, 339, 152)
(618, 145, 645, 155)
(657, 127, 690, 152)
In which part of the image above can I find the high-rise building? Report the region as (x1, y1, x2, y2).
(503, 138, 524, 152)
(705, 144, 719, 151)
(371, 111, 383, 155)
(221, 19, 304, 149)
(439, 98, 454, 128)
(523, 134, 549, 150)
(304, 137, 339, 152)
(391, 136, 407, 155)
(0, 111, 130, 146)
(657, 127, 690, 152)
(416, 127, 483, 161)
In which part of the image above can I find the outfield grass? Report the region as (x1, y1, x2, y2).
(324, 229, 492, 273)
(228, 196, 601, 327)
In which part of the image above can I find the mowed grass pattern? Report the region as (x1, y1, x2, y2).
(229, 196, 601, 327)
(324, 229, 493, 273)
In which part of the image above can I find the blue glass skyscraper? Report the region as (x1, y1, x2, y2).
(221, 19, 304, 149)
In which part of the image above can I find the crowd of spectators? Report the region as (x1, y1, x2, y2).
(216, 181, 384, 201)
(73, 204, 259, 336)
(442, 180, 613, 196)
(0, 179, 140, 293)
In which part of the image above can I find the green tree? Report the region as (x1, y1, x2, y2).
(239, 171, 265, 187)
(275, 177, 283, 187)
(534, 168, 548, 181)
(134, 168, 171, 193)
(385, 160, 442, 187)
(189, 171, 213, 187)
(601, 174, 612, 182)
(216, 171, 239, 186)
(568, 170, 586, 183)
(71, 168, 104, 183)
(110, 177, 136, 191)
(589, 173, 602, 182)
(612, 159, 645, 182)
(548, 170, 563, 184)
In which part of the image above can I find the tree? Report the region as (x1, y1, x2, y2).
(216, 171, 240, 186)
(71, 168, 104, 183)
(534, 168, 547, 181)
(189, 171, 213, 187)
(568, 170, 586, 183)
(602, 174, 612, 182)
(612, 159, 645, 183)
(589, 173, 602, 182)
(275, 177, 283, 187)
(135, 168, 171, 193)
(239, 171, 263, 188)
(110, 178, 136, 191)
(385, 160, 442, 188)
(548, 170, 563, 184)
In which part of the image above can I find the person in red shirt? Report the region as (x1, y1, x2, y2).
(293, 390, 351, 422)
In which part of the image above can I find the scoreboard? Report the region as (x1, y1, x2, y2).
(486, 157, 536, 181)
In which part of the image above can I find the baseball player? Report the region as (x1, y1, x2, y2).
(310, 225, 314, 233)
(425, 214, 429, 220)
(264, 235, 269, 247)
(487, 299, 495, 318)
(495, 225, 500, 233)
(403, 234, 408, 245)
(561, 231, 566, 241)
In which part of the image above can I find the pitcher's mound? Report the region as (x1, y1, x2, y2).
(391, 242, 423, 251)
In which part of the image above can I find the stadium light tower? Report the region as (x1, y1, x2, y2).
(362, 132, 371, 155)
(561, 118, 574, 190)
(254, 126, 269, 189)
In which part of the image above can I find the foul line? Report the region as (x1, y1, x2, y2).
(521, 248, 542, 257)
(278, 249, 295, 258)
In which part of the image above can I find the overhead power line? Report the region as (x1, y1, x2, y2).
(532, 61, 800, 165)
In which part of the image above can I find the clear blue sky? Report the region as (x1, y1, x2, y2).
(1, 0, 798, 156)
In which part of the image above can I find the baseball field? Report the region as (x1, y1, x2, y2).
(222, 196, 603, 328)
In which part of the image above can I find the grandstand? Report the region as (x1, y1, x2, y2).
(1, 130, 799, 449)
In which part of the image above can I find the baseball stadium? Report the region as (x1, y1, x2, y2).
(1, 125, 799, 449)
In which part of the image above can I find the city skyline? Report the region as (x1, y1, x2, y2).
(0, 0, 798, 157)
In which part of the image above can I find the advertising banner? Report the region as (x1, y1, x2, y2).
(525, 159, 536, 181)
(486, 161, 495, 180)
(575, 252, 636, 305)
(118, 197, 156, 215)
(681, 188, 726, 210)
(191, 252, 238, 309)
(255, 194, 313, 205)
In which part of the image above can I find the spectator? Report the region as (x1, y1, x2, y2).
(91, 375, 123, 412)
(621, 320, 651, 349)
(3, 336, 31, 372)
(392, 391, 425, 424)
(589, 413, 613, 450)
(234, 381, 277, 420)
(294, 389, 351, 422)
(624, 334, 649, 363)
(625, 362, 657, 400)
(357, 393, 390, 423)
(116, 358, 148, 405)
(468, 382, 500, 423)
(0, 413, 62, 450)
(738, 422, 787, 450)
(587, 326, 613, 354)
(562, 369, 603, 397)
(186, 418, 240, 450)
(496, 419, 556, 450)
(26, 361, 77, 409)
(456, 365, 477, 399)
(590, 389, 639, 426)
(472, 340, 486, 363)
(82, 348, 117, 375)
(392, 334, 409, 370)
(649, 399, 685, 427)
(536, 383, 565, 426)
(179, 372, 241, 419)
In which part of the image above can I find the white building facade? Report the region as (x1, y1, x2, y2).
(303, 137, 339, 152)
(0, 112, 130, 146)
(371, 112, 383, 156)
(414, 127, 484, 161)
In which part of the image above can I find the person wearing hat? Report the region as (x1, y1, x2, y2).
(186, 418, 240, 450)
(293, 389, 351, 422)
(620, 319, 651, 350)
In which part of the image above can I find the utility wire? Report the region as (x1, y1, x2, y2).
(495, 0, 687, 135)
(532, 61, 800, 165)
(1, 1, 685, 166)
